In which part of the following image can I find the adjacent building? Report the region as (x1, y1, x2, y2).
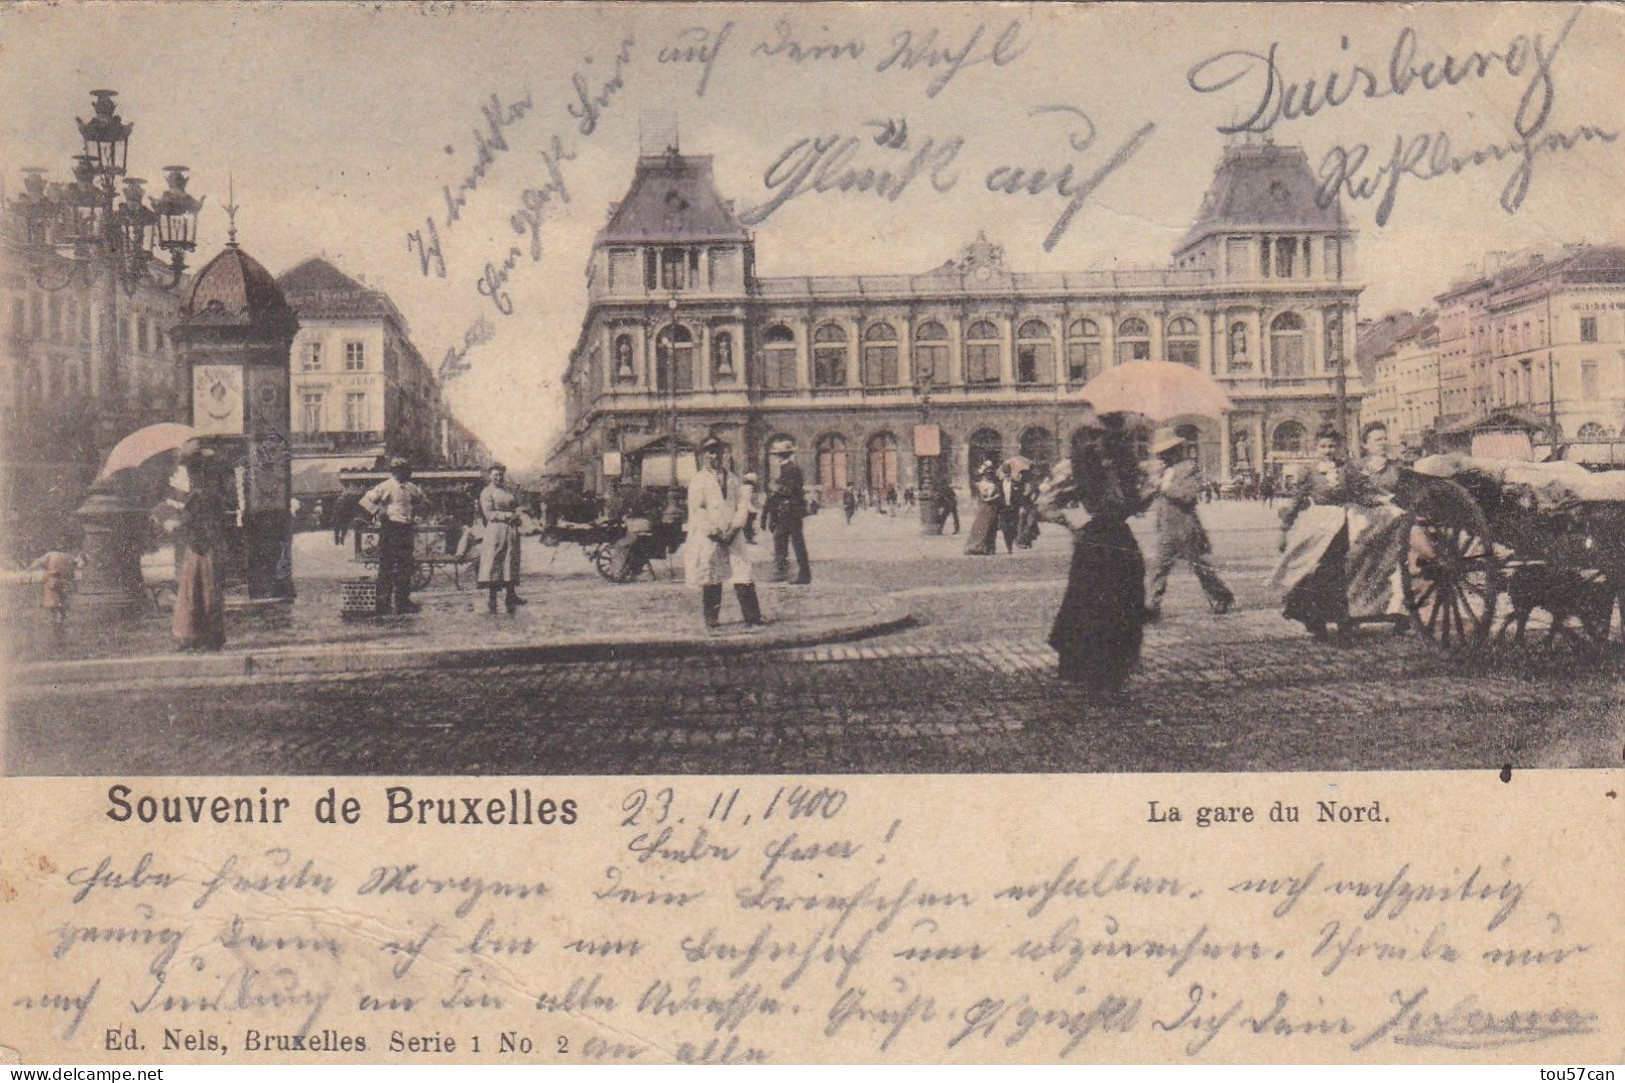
(1363, 244, 1625, 456)
(277, 257, 447, 496)
(549, 141, 1364, 498)
(2, 181, 187, 557)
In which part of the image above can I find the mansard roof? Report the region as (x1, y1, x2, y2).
(1178, 141, 1345, 254)
(277, 256, 406, 328)
(596, 151, 749, 246)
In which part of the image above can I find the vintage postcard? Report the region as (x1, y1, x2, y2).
(0, 0, 1620, 1067)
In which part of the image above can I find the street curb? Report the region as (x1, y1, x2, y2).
(10, 600, 916, 689)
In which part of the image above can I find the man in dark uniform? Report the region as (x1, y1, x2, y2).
(766, 439, 812, 584)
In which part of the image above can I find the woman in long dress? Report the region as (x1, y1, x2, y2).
(1038, 411, 1148, 692)
(1270, 426, 1368, 639)
(1346, 421, 1411, 629)
(172, 445, 227, 652)
(963, 463, 1002, 555)
(478, 463, 528, 613)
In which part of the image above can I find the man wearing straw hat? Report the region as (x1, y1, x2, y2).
(765, 437, 812, 585)
(1145, 427, 1234, 621)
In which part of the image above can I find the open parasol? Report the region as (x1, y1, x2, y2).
(96, 423, 199, 480)
(1080, 361, 1233, 420)
(1003, 455, 1033, 473)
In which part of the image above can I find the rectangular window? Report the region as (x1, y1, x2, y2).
(301, 392, 324, 432)
(1225, 239, 1252, 278)
(1275, 237, 1295, 278)
(608, 249, 638, 293)
(1580, 317, 1598, 343)
(764, 346, 798, 389)
(302, 342, 323, 371)
(1324, 237, 1342, 278)
(643, 249, 658, 290)
(915, 343, 948, 386)
(1260, 237, 1271, 278)
(344, 342, 365, 370)
(659, 248, 689, 291)
(708, 248, 738, 289)
(344, 392, 368, 431)
(965, 343, 1001, 384)
(1067, 341, 1100, 383)
(1582, 360, 1599, 399)
(1116, 340, 1151, 366)
(1165, 340, 1199, 367)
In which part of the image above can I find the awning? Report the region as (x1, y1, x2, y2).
(292, 457, 377, 495)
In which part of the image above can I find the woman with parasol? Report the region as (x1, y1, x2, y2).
(171, 442, 228, 652)
(1037, 406, 1149, 693)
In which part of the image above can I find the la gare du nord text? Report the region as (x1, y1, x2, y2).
(1146, 799, 1388, 827)
(104, 784, 579, 827)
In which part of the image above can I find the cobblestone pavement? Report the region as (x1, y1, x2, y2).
(7, 502, 1623, 775)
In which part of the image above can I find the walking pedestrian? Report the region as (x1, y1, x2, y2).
(1038, 408, 1147, 693)
(766, 439, 812, 584)
(333, 489, 359, 545)
(997, 464, 1023, 554)
(903, 488, 915, 508)
(935, 477, 960, 534)
(172, 443, 227, 651)
(686, 436, 766, 631)
(842, 487, 857, 525)
(964, 463, 1002, 555)
(1144, 428, 1234, 621)
(360, 457, 426, 616)
(477, 463, 528, 613)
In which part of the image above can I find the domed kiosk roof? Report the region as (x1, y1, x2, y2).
(182, 244, 296, 329)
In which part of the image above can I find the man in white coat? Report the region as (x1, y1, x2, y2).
(685, 435, 766, 631)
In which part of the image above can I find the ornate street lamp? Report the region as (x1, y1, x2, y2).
(13, 89, 203, 294)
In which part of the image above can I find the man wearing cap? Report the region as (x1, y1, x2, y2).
(360, 457, 426, 615)
(1145, 428, 1233, 621)
(765, 439, 812, 585)
(686, 436, 766, 631)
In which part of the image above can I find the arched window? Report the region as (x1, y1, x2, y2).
(965, 320, 1002, 384)
(1576, 422, 1611, 440)
(968, 428, 1003, 479)
(1116, 317, 1151, 364)
(815, 433, 849, 494)
(1066, 318, 1102, 384)
(655, 324, 694, 391)
(711, 331, 735, 381)
(762, 324, 797, 390)
(1166, 317, 1200, 367)
(1272, 420, 1307, 457)
(1019, 426, 1056, 467)
(613, 333, 636, 382)
(866, 432, 900, 493)
(913, 320, 948, 386)
(1228, 320, 1251, 370)
(862, 323, 899, 387)
(1016, 319, 1053, 385)
(812, 323, 848, 387)
(1270, 312, 1306, 377)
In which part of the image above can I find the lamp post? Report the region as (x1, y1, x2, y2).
(11, 89, 203, 440)
(662, 295, 683, 523)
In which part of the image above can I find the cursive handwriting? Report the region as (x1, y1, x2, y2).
(658, 23, 732, 98)
(441, 91, 537, 228)
(568, 37, 634, 136)
(740, 130, 964, 226)
(874, 20, 1030, 98)
(1187, 10, 1582, 138)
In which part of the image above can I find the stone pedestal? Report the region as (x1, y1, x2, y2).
(73, 487, 150, 616)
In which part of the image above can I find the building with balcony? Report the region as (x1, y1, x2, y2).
(550, 141, 1364, 497)
(277, 257, 446, 497)
(1, 204, 186, 558)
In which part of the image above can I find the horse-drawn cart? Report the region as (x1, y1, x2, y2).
(543, 516, 686, 583)
(1396, 454, 1625, 657)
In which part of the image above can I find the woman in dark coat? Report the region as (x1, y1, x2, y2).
(1038, 409, 1148, 692)
(172, 445, 227, 652)
(963, 462, 1002, 555)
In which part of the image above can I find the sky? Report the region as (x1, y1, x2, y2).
(3, 2, 1621, 468)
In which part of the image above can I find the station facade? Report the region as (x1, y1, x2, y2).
(551, 141, 1364, 498)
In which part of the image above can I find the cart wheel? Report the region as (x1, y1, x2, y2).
(410, 562, 433, 592)
(592, 543, 617, 581)
(1399, 478, 1501, 655)
(1495, 564, 1618, 660)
